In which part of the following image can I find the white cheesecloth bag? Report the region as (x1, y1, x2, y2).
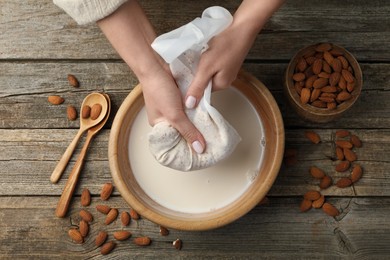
(149, 6, 241, 171)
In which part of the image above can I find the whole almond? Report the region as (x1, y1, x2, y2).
(312, 195, 325, 209)
(305, 75, 318, 88)
(313, 77, 328, 89)
(330, 49, 344, 56)
(343, 148, 357, 162)
(329, 72, 341, 86)
(327, 102, 337, 109)
(95, 231, 108, 247)
(318, 72, 330, 78)
(304, 131, 321, 144)
(310, 88, 321, 103)
(101, 241, 116, 255)
(336, 130, 350, 138)
(322, 202, 340, 217)
(160, 226, 170, 236)
(312, 59, 323, 74)
(351, 164, 363, 183)
(310, 166, 325, 179)
(321, 86, 337, 93)
(300, 199, 312, 212)
(318, 96, 335, 103)
(296, 58, 308, 72)
(173, 239, 182, 250)
(335, 160, 351, 172)
(68, 228, 84, 244)
(133, 237, 151, 246)
(121, 211, 131, 226)
(337, 91, 352, 102)
(293, 73, 305, 82)
(100, 183, 114, 201)
(337, 56, 349, 69)
(81, 188, 91, 207)
(113, 231, 132, 241)
(330, 58, 342, 72)
(306, 57, 316, 66)
(315, 43, 332, 52)
(322, 60, 332, 73)
(347, 81, 356, 92)
(339, 76, 347, 90)
(48, 95, 64, 105)
(67, 74, 79, 88)
(105, 208, 118, 225)
(130, 209, 140, 220)
(300, 88, 311, 104)
(311, 100, 327, 108)
(323, 51, 334, 65)
(336, 177, 353, 188)
(350, 134, 362, 148)
(67, 105, 77, 121)
(341, 69, 355, 83)
(336, 147, 345, 161)
(79, 209, 93, 223)
(81, 105, 91, 119)
(335, 140, 353, 149)
(90, 103, 103, 120)
(303, 190, 321, 201)
(79, 220, 89, 237)
(96, 204, 111, 214)
(319, 175, 333, 189)
(294, 82, 303, 95)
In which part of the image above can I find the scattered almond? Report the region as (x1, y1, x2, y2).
(336, 177, 353, 188)
(300, 199, 312, 212)
(81, 188, 91, 207)
(322, 202, 340, 217)
(90, 103, 102, 120)
(101, 241, 116, 255)
(335, 160, 351, 172)
(319, 175, 333, 189)
(173, 239, 182, 250)
(100, 183, 113, 201)
(105, 208, 118, 225)
(67, 74, 79, 88)
(67, 105, 77, 121)
(121, 211, 131, 226)
(335, 140, 353, 149)
(48, 95, 64, 105)
(130, 209, 140, 220)
(81, 105, 91, 119)
(68, 228, 84, 244)
(95, 231, 108, 247)
(303, 190, 321, 201)
(335, 147, 345, 160)
(350, 134, 362, 148)
(305, 130, 321, 144)
(160, 226, 169, 236)
(343, 148, 357, 162)
(79, 220, 89, 237)
(96, 204, 111, 214)
(79, 209, 93, 223)
(351, 164, 363, 183)
(133, 237, 151, 246)
(113, 231, 132, 241)
(312, 195, 325, 209)
(335, 130, 350, 138)
(310, 166, 325, 179)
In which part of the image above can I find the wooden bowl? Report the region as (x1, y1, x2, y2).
(108, 70, 284, 231)
(284, 43, 363, 123)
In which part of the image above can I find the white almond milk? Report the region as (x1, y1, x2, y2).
(128, 87, 265, 214)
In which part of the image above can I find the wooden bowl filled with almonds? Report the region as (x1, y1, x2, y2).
(284, 43, 363, 123)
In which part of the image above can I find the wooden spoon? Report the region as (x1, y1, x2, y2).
(55, 93, 111, 218)
(50, 92, 109, 183)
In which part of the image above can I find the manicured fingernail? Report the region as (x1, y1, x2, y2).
(185, 96, 196, 109)
(192, 140, 204, 154)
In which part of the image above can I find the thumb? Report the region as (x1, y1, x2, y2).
(185, 68, 213, 109)
(173, 114, 206, 154)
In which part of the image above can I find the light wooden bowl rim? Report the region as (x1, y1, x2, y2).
(109, 70, 284, 231)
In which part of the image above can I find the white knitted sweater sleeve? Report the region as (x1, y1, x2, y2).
(53, 0, 128, 25)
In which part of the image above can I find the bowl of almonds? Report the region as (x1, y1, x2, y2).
(284, 43, 363, 123)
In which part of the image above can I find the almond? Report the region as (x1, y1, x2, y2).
(293, 73, 305, 82)
(336, 177, 352, 188)
(335, 130, 350, 138)
(101, 241, 116, 255)
(96, 204, 111, 214)
(305, 75, 318, 88)
(100, 183, 113, 201)
(322, 202, 340, 217)
(335, 160, 351, 172)
(341, 69, 355, 83)
(300, 88, 311, 104)
(67, 105, 77, 121)
(95, 231, 108, 247)
(318, 96, 335, 103)
(304, 49, 316, 59)
(310, 166, 325, 179)
(330, 58, 342, 72)
(335, 140, 353, 149)
(81, 188, 91, 207)
(351, 164, 363, 183)
(337, 91, 352, 102)
(312, 58, 323, 74)
(337, 56, 349, 69)
(350, 134, 362, 148)
(303, 190, 321, 201)
(48, 95, 64, 105)
(121, 211, 131, 226)
(306, 57, 316, 66)
(160, 226, 170, 236)
(313, 77, 328, 89)
(335, 147, 344, 160)
(67, 74, 79, 88)
(113, 231, 132, 241)
(347, 81, 356, 92)
(312, 195, 325, 209)
(173, 239, 182, 250)
(315, 43, 332, 52)
(323, 51, 334, 65)
(300, 199, 312, 212)
(339, 76, 347, 90)
(343, 148, 357, 162)
(105, 208, 118, 225)
(318, 72, 330, 78)
(79, 220, 89, 237)
(68, 228, 84, 244)
(130, 209, 140, 220)
(311, 100, 327, 108)
(81, 105, 91, 119)
(321, 86, 337, 93)
(294, 82, 303, 95)
(133, 237, 151, 246)
(319, 175, 333, 189)
(90, 103, 103, 120)
(322, 60, 332, 73)
(329, 72, 341, 86)
(327, 102, 337, 109)
(296, 57, 308, 72)
(304, 131, 321, 144)
(79, 209, 93, 223)
(310, 88, 322, 103)
(330, 49, 344, 56)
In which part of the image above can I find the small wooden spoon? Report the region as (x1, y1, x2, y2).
(55, 93, 111, 218)
(50, 92, 109, 183)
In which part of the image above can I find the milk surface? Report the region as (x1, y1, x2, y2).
(128, 87, 265, 214)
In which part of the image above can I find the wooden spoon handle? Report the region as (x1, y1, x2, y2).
(55, 133, 93, 218)
(50, 129, 84, 183)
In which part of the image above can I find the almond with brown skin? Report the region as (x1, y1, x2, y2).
(67, 105, 77, 121)
(337, 56, 349, 69)
(312, 195, 325, 209)
(68, 228, 84, 244)
(300, 199, 312, 212)
(336, 147, 344, 160)
(303, 190, 321, 201)
(310, 88, 321, 103)
(321, 86, 337, 93)
(350, 134, 362, 148)
(343, 148, 357, 162)
(305, 131, 321, 144)
(315, 43, 332, 52)
(296, 57, 308, 72)
(335, 140, 353, 149)
(95, 231, 108, 247)
(160, 226, 169, 236)
(305, 75, 318, 88)
(293, 73, 305, 82)
(339, 76, 347, 90)
(330, 58, 342, 72)
(113, 231, 132, 241)
(90, 103, 103, 120)
(101, 241, 116, 255)
(336, 130, 350, 138)
(121, 211, 131, 226)
(329, 72, 341, 86)
(336, 177, 353, 188)
(173, 239, 182, 250)
(327, 102, 337, 109)
(100, 183, 113, 201)
(81, 188, 91, 207)
(67, 74, 79, 88)
(133, 237, 151, 246)
(79, 209, 93, 223)
(48, 95, 64, 105)
(337, 91, 352, 102)
(96, 204, 111, 214)
(351, 164, 363, 183)
(313, 77, 328, 89)
(347, 81, 356, 92)
(318, 72, 330, 78)
(310, 166, 325, 179)
(341, 69, 355, 83)
(300, 88, 311, 104)
(79, 220, 89, 237)
(311, 100, 327, 108)
(323, 51, 334, 65)
(319, 175, 333, 189)
(322, 202, 340, 217)
(322, 60, 332, 73)
(105, 208, 118, 225)
(335, 161, 351, 172)
(312, 58, 323, 74)
(130, 209, 140, 220)
(81, 105, 91, 119)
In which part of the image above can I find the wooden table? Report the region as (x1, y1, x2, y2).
(1, 0, 389, 258)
